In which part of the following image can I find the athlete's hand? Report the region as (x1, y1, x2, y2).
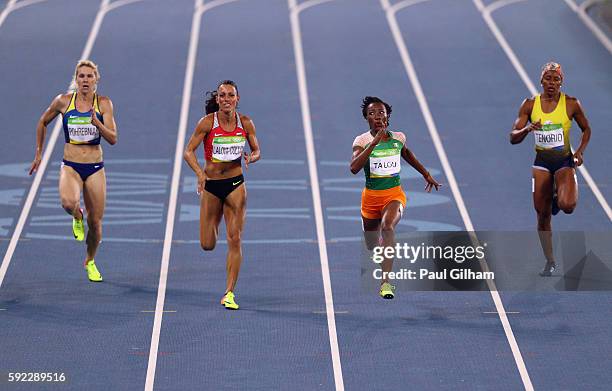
(29, 155, 41, 176)
(90, 109, 102, 128)
(424, 173, 441, 193)
(372, 128, 385, 146)
(573, 151, 584, 167)
(196, 172, 206, 195)
(525, 120, 541, 133)
(243, 152, 252, 169)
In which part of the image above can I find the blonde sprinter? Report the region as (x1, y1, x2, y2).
(30, 60, 117, 282)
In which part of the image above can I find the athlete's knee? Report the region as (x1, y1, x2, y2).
(200, 241, 215, 251)
(535, 209, 551, 227)
(380, 219, 396, 232)
(558, 200, 576, 214)
(87, 218, 103, 236)
(60, 197, 79, 214)
(226, 231, 242, 248)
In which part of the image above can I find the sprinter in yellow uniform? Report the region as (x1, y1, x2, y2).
(510, 62, 592, 276)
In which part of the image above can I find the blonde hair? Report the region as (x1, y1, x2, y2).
(73, 60, 100, 90)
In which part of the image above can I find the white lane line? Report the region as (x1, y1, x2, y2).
(0, 0, 113, 290)
(564, 0, 612, 54)
(288, 1, 344, 390)
(0, 0, 19, 29)
(143, 1, 239, 390)
(474, 0, 612, 221)
(381, 1, 534, 390)
(0, 0, 46, 30)
(140, 310, 177, 313)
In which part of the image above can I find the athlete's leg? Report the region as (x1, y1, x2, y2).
(199, 190, 224, 251)
(361, 216, 381, 251)
(59, 165, 83, 219)
(533, 168, 554, 263)
(555, 167, 577, 214)
(379, 200, 403, 283)
(222, 184, 246, 293)
(82, 169, 106, 261)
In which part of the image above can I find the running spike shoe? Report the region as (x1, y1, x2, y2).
(85, 259, 103, 282)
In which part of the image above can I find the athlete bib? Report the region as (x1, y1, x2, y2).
(534, 123, 564, 150)
(369, 145, 401, 177)
(212, 135, 246, 162)
(67, 116, 99, 144)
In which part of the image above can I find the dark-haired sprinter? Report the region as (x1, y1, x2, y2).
(184, 80, 261, 310)
(510, 62, 591, 276)
(30, 60, 117, 282)
(350, 96, 440, 299)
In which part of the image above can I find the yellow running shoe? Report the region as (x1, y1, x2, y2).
(222, 291, 239, 310)
(72, 209, 85, 241)
(379, 282, 395, 299)
(85, 259, 103, 282)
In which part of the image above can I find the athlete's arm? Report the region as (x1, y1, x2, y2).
(510, 98, 540, 144)
(568, 97, 591, 167)
(29, 94, 67, 175)
(350, 130, 385, 174)
(401, 146, 440, 192)
(242, 115, 260, 168)
(95, 96, 118, 145)
(184, 115, 212, 194)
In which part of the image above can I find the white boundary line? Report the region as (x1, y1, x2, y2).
(474, 0, 612, 221)
(380, 1, 534, 390)
(143, 0, 239, 390)
(0, 0, 116, 289)
(564, 0, 612, 54)
(288, 0, 344, 390)
(0, 0, 22, 29)
(0, 0, 51, 30)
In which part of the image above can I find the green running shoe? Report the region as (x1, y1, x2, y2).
(379, 282, 395, 299)
(73, 209, 85, 241)
(222, 291, 239, 310)
(85, 259, 103, 282)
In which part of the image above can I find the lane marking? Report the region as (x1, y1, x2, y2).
(381, 1, 534, 390)
(0, 0, 45, 30)
(144, 1, 240, 391)
(484, 311, 520, 314)
(474, 0, 611, 222)
(288, 1, 344, 390)
(564, 0, 612, 54)
(0, 0, 115, 290)
(141, 310, 176, 313)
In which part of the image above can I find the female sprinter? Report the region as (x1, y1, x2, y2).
(183, 80, 261, 310)
(351, 96, 440, 299)
(510, 62, 591, 276)
(29, 60, 117, 282)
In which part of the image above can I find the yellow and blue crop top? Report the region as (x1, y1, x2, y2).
(62, 92, 103, 145)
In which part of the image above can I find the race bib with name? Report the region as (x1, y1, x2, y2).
(212, 136, 246, 162)
(67, 116, 99, 144)
(370, 147, 401, 177)
(534, 123, 564, 150)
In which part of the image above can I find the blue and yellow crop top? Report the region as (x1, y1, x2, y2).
(62, 92, 103, 145)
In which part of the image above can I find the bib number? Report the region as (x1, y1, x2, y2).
(370, 151, 401, 177)
(212, 136, 246, 162)
(68, 117, 99, 144)
(534, 124, 564, 150)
